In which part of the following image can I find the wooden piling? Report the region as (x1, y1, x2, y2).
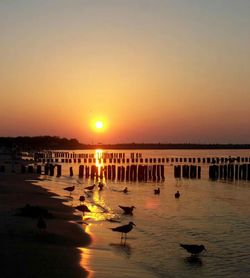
(70, 166, 73, 177)
(37, 165, 42, 174)
(57, 165, 62, 177)
(112, 165, 116, 180)
(79, 165, 84, 178)
(49, 164, 54, 176)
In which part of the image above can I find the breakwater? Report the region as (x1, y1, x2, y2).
(1, 150, 249, 182)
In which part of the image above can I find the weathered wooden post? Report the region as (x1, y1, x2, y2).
(144, 165, 148, 181)
(174, 165, 181, 178)
(148, 166, 152, 181)
(126, 166, 130, 181)
(247, 164, 250, 180)
(108, 165, 112, 180)
(70, 166, 73, 177)
(21, 164, 26, 174)
(28, 165, 34, 173)
(79, 165, 84, 178)
(85, 166, 90, 179)
(161, 165, 165, 180)
(152, 165, 156, 181)
(197, 166, 201, 179)
(112, 165, 116, 180)
(117, 166, 121, 181)
(37, 165, 42, 175)
(235, 164, 239, 180)
(49, 164, 54, 176)
(121, 166, 125, 181)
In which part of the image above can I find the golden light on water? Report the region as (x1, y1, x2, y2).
(95, 149, 104, 177)
(79, 247, 94, 278)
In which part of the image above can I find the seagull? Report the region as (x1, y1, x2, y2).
(37, 216, 47, 232)
(84, 184, 96, 191)
(180, 244, 206, 255)
(75, 204, 91, 215)
(175, 190, 180, 198)
(154, 188, 160, 194)
(119, 205, 135, 215)
(63, 185, 75, 196)
(123, 187, 128, 193)
(111, 221, 136, 243)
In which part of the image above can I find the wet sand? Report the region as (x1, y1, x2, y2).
(0, 173, 91, 278)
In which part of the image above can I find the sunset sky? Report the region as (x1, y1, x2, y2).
(1, 1, 250, 144)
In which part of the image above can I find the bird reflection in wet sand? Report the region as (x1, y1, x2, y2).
(110, 243, 132, 257)
(185, 255, 203, 266)
(110, 221, 136, 245)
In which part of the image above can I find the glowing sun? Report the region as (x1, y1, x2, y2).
(95, 121, 104, 129)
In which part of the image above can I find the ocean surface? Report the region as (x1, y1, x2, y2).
(38, 149, 250, 277)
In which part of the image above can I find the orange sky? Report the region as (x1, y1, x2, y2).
(1, 1, 250, 144)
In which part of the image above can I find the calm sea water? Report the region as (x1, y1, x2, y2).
(39, 149, 250, 277)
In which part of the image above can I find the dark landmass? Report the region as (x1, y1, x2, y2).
(1, 136, 250, 151)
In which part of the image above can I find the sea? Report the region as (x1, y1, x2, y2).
(37, 149, 250, 278)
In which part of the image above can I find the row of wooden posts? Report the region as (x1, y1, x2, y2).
(19, 164, 166, 182)
(7, 163, 250, 182)
(174, 165, 201, 179)
(209, 164, 250, 180)
(35, 156, 250, 165)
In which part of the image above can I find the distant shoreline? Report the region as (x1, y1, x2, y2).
(78, 143, 250, 150)
(1, 136, 250, 151)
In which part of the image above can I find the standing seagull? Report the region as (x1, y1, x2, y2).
(175, 190, 180, 198)
(75, 204, 91, 215)
(63, 185, 75, 196)
(154, 188, 160, 195)
(180, 244, 206, 255)
(84, 184, 96, 191)
(111, 221, 136, 244)
(119, 205, 135, 215)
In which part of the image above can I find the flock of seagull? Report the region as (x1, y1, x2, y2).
(60, 182, 206, 256)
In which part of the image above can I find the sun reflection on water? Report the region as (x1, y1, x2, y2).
(95, 149, 104, 178)
(78, 247, 94, 278)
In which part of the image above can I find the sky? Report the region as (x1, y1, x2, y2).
(1, 0, 250, 144)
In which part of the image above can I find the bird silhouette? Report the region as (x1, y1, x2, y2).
(79, 195, 85, 203)
(111, 221, 136, 243)
(180, 244, 206, 255)
(175, 190, 180, 198)
(75, 204, 91, 215)
(63, 185, 75, 196)
(123, 187, 128, 193)
(154, 188, 160, 194)
(119, 205, 135, 215)
(84, 184, 96, 191)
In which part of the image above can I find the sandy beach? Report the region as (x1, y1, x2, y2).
(0, 173, 91, 278)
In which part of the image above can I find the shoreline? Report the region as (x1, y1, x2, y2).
(0, 173, 91, 278)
